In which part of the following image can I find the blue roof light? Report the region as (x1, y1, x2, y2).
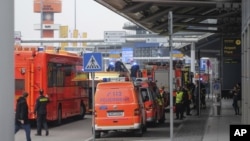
(132, 62, 137, 66)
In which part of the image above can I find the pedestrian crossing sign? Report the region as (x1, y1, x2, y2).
(83, 53, 102, 72)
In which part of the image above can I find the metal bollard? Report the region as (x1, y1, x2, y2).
(217, 105, 221, 115)
(213, 94, 221, 116)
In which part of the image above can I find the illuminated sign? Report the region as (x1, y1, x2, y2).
(223, 38, 241, 57)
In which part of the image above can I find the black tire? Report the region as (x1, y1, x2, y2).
(134, 126, 143, 137)
(95, 131, 101, 138)
(159, 114, 165, 124)
(147, 119, 156, 127)
(143, 124, 147, 132)
(151, 113, 157, 126)
(57, 106, 62, 125)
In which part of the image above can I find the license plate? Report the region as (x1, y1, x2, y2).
(107, 111, 124, 117)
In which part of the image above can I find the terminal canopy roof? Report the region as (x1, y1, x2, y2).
(95, 0, 241, 58)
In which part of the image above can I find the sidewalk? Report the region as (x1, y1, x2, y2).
(172, 98, 241, 141)
(202, 98, 241, 141)
(173, 98, 212, 141)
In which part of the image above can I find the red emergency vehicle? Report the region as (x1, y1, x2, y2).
(14, 47, 89, 124)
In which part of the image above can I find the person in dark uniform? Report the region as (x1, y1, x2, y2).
(232, 86, 240, 115)
(194, 80, 201, 115)
(15, 92, 32, 141)
(200, 82, 207, 109)
(182, 84, 191, 116)
(34, 89, 49, 136)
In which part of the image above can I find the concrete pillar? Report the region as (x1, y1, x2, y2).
(0, 0, 14, 141)
(190, 42, 195, 82)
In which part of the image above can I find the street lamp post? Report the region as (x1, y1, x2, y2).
(74, 0, 77, 29)
(40, 0, 43, 46)
(168, 11, 173, 141)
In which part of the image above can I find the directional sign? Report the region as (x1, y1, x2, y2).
(83, 53, 102, 72)
(104, 31, 125, 37)
(104, 31, 126, 43)
(104, 38, 125, 43)
(146, 38, 167, 43)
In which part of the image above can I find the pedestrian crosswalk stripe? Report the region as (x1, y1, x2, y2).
(85, 55, 101, 69)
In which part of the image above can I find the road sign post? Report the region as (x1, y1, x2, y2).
(83, 53, 103, 141)
(168, 11, 174, 141)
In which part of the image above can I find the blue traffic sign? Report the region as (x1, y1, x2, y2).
(83, 53, 102, 72)
(213, 83, 220, 90)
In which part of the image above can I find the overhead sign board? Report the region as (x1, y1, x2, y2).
(83, 53, 103, 72)
(146, 38, 168, 43)
(104, 38, 125, 43)
(104, 31, 126, 37)
(104, 31, 126, 43)
(223, 38, 241, 58)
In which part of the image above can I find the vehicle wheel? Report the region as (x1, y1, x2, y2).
(159, 114, 165, 124)
(159, 118, 164, 123)
(79, 103, 86, 119)
(151, 114, 157, 126)
(155, 112, 161, 124)
(134, 126, 143, 137)
(142, 124, 147, 132)
(57, 107, 62, 125)
(148, 120, 157, 127)
(95, 131, 101, 138)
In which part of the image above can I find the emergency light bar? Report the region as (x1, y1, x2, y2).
(133, 77, 149, 86)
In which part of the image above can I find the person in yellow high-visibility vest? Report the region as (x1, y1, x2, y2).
(175, 86, 184, 120)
